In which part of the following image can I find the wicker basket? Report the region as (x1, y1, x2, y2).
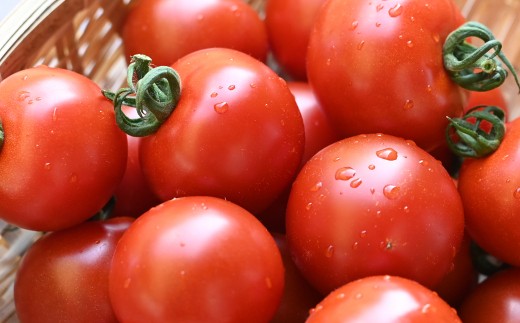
(0, 0, 518, 321)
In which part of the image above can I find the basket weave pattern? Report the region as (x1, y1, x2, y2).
(0, 0, 518, 321)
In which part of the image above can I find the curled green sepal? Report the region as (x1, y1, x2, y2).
(445, 105, 506, 158)
(443, 21, 520, 92)
(102, 54, 182, 137)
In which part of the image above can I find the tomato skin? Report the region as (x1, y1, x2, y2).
(465, 88, 508, 117)
(286, 133, 465, 295)
(14, 217, 133, 323)
(458, 117, 520, 266)
(0, 66, 128, 231)
(306, 0, 466, 151)
(307, 275, 462, 322)
(109, 196, 285, 323)
(458, 268, 520, 322)
(139, 48, 305, 215)
(265, 0, 327, 80)
(122, 0, 268, 66)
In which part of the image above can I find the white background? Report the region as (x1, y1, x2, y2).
(0, 0, 22, 22)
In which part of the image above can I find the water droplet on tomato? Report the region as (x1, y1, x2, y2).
(210, 92, 218, 98)
(305, 202, 313, 210)
(337, 293, 346, 299)
(376, 148, 398, 160)
(514, 188, 520, 199)
(406, 40, 414, 48)
(249, 83, 257, 88)
(310, 182, 323, 192)
(403, 205, 410, 213)
(352, 242, 359, 250)
(376, 3, 384, 12)
(370, 188, 376, 194)
(214, 102, 229, 114)
(368, 164, 376, 170)
(325, 245, 334, 258)
(350, 178, 363, 188)
(360, 230, 367, 238)
(228, 84, 235, 91)
(421, 304, 432, 314)
(403, 99, 414, 110)
(383, 185, 400, 199)
(355, 292, 363, 299)
(357, 41, 365, 50)
(18, 91, 30, 101)
(44, 162, 52, 170)
(350, 20, 359, 30)
(21, 75, 28, 81)
(418, 159, 429, 166)
(432, 33, 440, 43)
(388, 3, 403, 17)
(335, 167, 356, 181)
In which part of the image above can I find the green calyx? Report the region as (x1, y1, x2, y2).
(103, 54, 182, 137)
(443, 21, 520, 92)
(445, 105, 506, 158)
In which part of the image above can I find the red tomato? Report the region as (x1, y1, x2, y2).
(265, 0, 327, 80)
(307, 275, 461, 322)
(306, 0, 467, 151)
(109, 196, 285, 322)
(286, 133, 465, 295)
(139, 48, 305, 215)
(0, 66, 128, 231)
(122, 0, 268, 66)
(458, 117, 520, 266)
(465, 88, 508, 117)
(458, 268, 520, 322)
(14, 217, 133, 323)
(271, 234, 323, 323)
(111, 107, 161, 218)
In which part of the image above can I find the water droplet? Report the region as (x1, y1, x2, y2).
(370, 188, 376, 194)
(35, 97, 42, 101)
(249, 83, 257, 88)
(333, 157, 341, 162)
(306, 202, 313, 210)
(336, 293, 346, 299)
(376, 148, 398, 160)
(406, 40, 414, 47)
(427, 84, 433, 92)
(355, 292, 364, 299)
(421, 303, 432, 314)
(350, 20, 359, 30)
(376, 3, 384, 11)
(403, 99, 414, 110)
(418, 159, 429, 167)
(52, 107, 58, 121)
(352, 242, 359, 250)
(410, 16, 415, 22)
(514, 188, 520, 199)
(403, 205, 410, 213)
(375, 22, 381, 27)
(214, 102, 229, 114)
(388, 3, 403, 17)
(228, 84, 235, 90)
(21, 75, 28, 81)
(18, 91, 30, 101)
(432, 33, 440, 43)
(383, 185, 400, 199)
(368, 164, 376, 170)
(360, 230, 367, 238)
(310, 182, 323, 192)
(335, 167, 356, 181)
(210, 92, 218, 98)
(357, 41, 365, 50)
(350, 178, 363, 188)
(325, 245, 334, 258)
(44, 162, 52, 170)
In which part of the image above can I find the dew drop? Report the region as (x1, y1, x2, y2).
(355, 292, 364, 299)
(368, 164, 376, 170)
(305, 202, 313, 211)
(383, 184, 401, 200)
(352, 242, 359, 250)
(388, 3, 403, 17)
(52, 107, 58, 121)
(357, 40, 365, 50)
(21, 75, 28, 81)
(360, 230, 367, 238)
(432, 33, 440, 43)
(403, 205, 410, 213)
(418, 159, 429, 167)
(406, 40, 414, 47)
(350, 178, 363, 188)
(228, 84, 235, 90)
(310, 182, 323, 192)
(514, 188, 520, 199)
(376, 3, 384, 11)
(18, 91, 30, 101)
(376, 148, 398, 160)
(350, 20, 359, 30)
(249, 83, 257, 88)
(335, 167, 356, 181)
(214, 102, 229, 114)
(325, 245, 335, 258)
(421, 303, 432, 314)
(210, 92, 218, 98)
(337, 293, 346, 299)
(403, 99, 414, 110)
(375, 22, 381, 27)
(44, 162, 52, 170)
(370, 187, 376, 195)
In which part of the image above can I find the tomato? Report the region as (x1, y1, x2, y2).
(111, 107, 161, 218)
(14, 217, 133, 323)
(109, 196, 284, 322)
(271, 233, 323, 323)
(286, 133, 465, 295)
(306, 0, 467, 151)
(139, 48, 305, 215)
(121, 0, 269, 66)
(306, 275, 461, 322)
(0, 66, 128, 231)
(433, 233, 479, 308)
(264, 0, 327, 80)
(458, 268, 520, 322)
(465, 88, 508, 116)
(457, 117, 520, 266)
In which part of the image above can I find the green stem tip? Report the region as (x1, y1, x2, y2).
(443, 21, 520, 92)
(102, 54, 182, 137)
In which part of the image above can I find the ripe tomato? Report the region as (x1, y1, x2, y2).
(264, 0, 327, 80)
(121, 0, 268, 66)
(457, 117, 520, 266)
(14, 217, 133, 323)
(458, 268, 520, 322)
(306, 0, 466, 151)
(139, 48, 305, 215)
(465, 88, 508, 116)
(0, 66, 128, 231)
(286, 133, 465, 295)
(306, 275, 461, 322)
(109, 196, 285, 322)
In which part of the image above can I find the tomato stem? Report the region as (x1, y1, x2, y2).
(102, 54, 182, 137)
(445, 105, 505, 158)
(443, 21, 520, 92)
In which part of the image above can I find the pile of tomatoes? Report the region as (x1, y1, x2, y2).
(2, 0, 520, 322)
